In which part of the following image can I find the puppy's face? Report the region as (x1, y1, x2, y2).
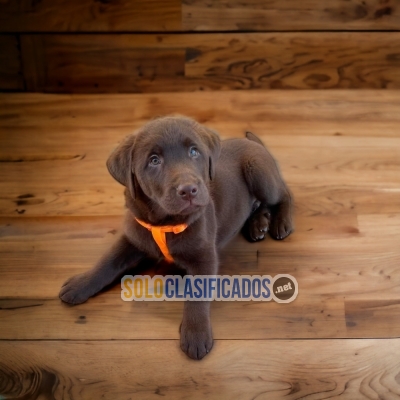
(107, 117, 221, 216)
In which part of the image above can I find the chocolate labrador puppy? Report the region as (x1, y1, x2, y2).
(59, 116, 293, 359)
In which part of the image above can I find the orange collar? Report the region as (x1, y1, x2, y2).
(135, 218, 188, 263)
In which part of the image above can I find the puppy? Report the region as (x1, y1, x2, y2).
(59, 116, 293, 359)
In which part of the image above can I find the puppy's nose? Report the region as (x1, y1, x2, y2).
(177, 184, 198, 200)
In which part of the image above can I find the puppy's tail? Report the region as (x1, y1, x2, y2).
(245, 131, 265, 147)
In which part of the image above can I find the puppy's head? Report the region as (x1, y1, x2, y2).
(107, 116, 221, 216)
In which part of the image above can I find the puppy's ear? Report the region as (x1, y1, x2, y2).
(106, 135, 136, 199)
(200, 126, 221, 181)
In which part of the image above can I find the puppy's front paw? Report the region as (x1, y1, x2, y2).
(59, 272, 94, 305)
(180, 321, 213, 360)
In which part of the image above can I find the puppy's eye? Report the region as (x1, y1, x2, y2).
(149, 155, 161, 166)
(189, 147, 200, 158)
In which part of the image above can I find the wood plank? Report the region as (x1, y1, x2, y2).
(1, 339, 400, 399)
(18, 32, 400, 93)
(183, 0, 400, 31)
(184, 32, 400, 90)
(1, 0, 399, 33)
(345, 299, 400, 337)
(0, 293, 346, 340)
(20, 34, 187, 93)
(3, 91, 400, 130)
(0, 35, 24, 91)
(0, 0, 181, 32)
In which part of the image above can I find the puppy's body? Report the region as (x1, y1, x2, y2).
(60, 116, 293, 360)
(213, 137, 290, 248)
(213, 139, 259, 248)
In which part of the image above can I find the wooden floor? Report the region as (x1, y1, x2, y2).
(1, 90, 400, 399)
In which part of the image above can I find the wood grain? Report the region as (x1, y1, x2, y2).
(183, 0, 400, 31)
(184, 32, 400, 90)
(18, 32, 400, 93)
(3, 90, 400, 131)
(1, 340, 400, 399)
(0, 35, 23, 91)
(0, 291, 346, 340)
(0, 0, 181, 32)
(20, 34, 188, 93)
(1, 0, 399, 33)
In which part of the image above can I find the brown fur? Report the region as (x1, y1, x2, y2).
(59, 116, 293, 360)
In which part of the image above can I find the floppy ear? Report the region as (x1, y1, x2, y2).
(106, 134, 136, 199)
(200, 126, 221, 181)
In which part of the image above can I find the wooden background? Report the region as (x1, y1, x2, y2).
(1, 0, 400, 93)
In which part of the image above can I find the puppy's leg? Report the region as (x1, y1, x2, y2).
(180, 301, 213, 360)
(59, 235, 145, 305)
(179, 250, 217, 360)
(243, 145, 293, 240)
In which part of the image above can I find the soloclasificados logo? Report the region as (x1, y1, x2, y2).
(121, 275, 298, 303)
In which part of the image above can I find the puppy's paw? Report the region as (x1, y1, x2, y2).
(59, 273, 94, 305)
(180, 322, 213, 360)
(243, 212, 270, 242)
(270, 215, 293, 240)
